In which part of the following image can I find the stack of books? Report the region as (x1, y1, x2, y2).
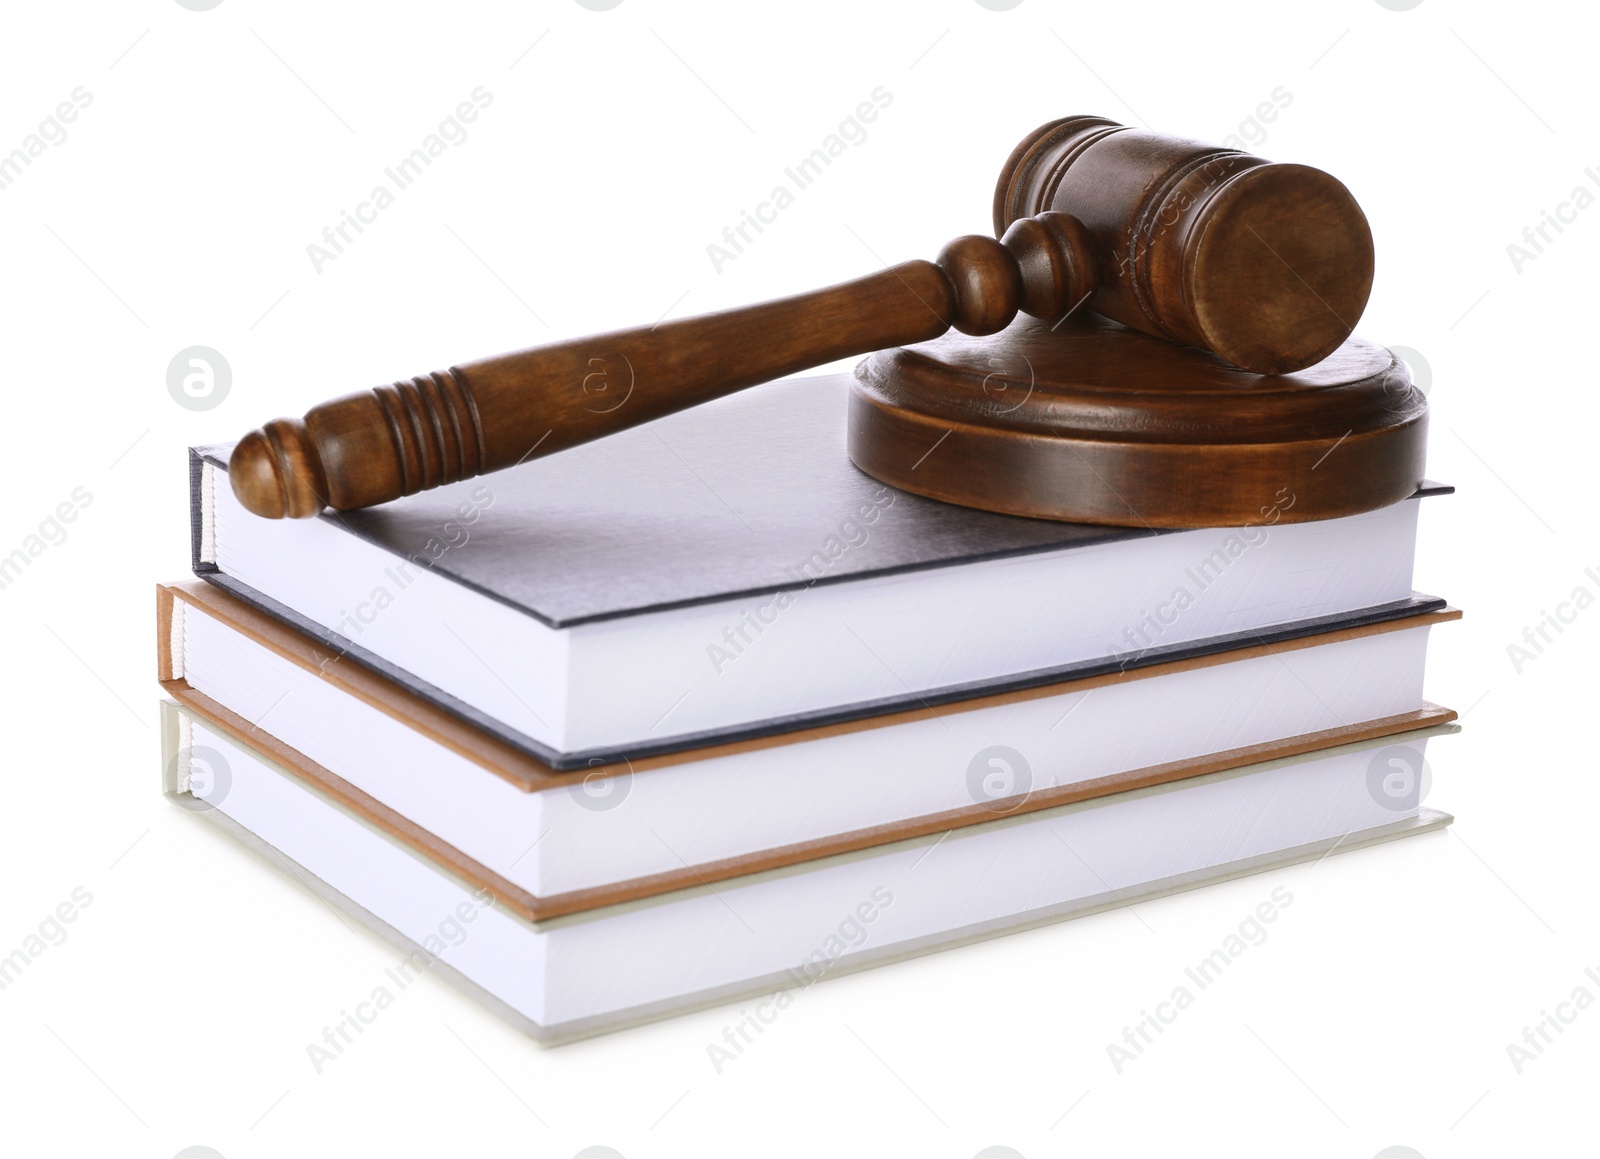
(157, 373, 1457, 1043)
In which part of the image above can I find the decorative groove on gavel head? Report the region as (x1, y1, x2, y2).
(227, 114, 1376, 520)
(994, 114, 1374, 375)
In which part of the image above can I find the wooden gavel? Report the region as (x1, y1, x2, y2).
(230, 115, 1376, 519)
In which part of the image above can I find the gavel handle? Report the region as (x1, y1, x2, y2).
(228, 214, 1099, 518)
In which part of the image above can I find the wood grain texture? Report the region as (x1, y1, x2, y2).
(226, 116, 1376, 520)
(993, 114, 1374, 374)
(851, 312, 1427, 527)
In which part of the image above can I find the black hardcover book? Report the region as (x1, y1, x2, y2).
(191, 373, 1450, 767)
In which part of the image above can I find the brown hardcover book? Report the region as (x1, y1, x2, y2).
(157, 580, 1458, 922)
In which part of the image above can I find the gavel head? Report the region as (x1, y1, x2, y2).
(995, 115, 1375, 375)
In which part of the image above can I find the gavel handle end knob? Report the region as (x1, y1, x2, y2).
(229, 419, 329, 520)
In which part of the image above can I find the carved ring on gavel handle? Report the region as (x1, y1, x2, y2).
(229, 213, 1101, 519)
(229, 115, 1376, 520)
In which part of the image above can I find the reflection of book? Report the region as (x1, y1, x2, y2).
(188, 374, 1452, 765)
(163, 699, 1454, 1044)
(159, 580, 1458, 920)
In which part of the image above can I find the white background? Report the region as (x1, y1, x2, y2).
(1, 1, 1594, 1156)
